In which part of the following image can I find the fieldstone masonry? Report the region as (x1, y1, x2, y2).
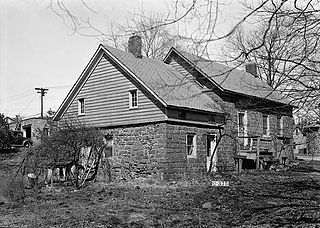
(99, 123, 167, 181)
(96, 106, 294, 181)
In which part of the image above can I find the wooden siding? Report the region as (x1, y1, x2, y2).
(61, 55, 166, 127)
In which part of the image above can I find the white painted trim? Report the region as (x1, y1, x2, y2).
(166, 118, 222, 128)
(186, 134, 197, 159)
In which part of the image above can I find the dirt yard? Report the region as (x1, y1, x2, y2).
(1, 151, 320, 227)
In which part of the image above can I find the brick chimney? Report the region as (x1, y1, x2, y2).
(128, 35, 142, 58)
(245, 63, 258, 78)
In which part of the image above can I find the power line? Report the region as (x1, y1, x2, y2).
(35, 87, 49, 118)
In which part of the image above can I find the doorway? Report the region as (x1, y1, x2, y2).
(23, 125, 32, 138)
(207, 134, 217, 172)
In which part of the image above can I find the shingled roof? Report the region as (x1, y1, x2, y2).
(53, 45, 225, 121)
(167, 48, 292, 106)
(103, 45, 223, 114)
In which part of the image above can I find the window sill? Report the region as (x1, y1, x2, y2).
(187, 155, 197, 159)
(129, 106, 138, 110)
(78, 113, 85, 116)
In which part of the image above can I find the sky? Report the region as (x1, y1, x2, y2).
(0, 0, 243, 119)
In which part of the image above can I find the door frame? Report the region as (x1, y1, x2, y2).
(207, 134, 217, 172)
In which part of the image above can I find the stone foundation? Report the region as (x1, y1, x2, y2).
(97, 122, 235, 181)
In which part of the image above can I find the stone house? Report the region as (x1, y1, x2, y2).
(164, 48, 295, 169)
(53, 36, 294, 180)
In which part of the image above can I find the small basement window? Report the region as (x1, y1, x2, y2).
(78, 98, 85, 115)
(186, 134, 197, 158)
(129, 90, 138, 108)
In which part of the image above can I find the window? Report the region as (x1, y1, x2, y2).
(238, 111, 248, 148)
(238, 113, 245, 132)
(238, 111, 247, 134)
(263, 115, 269, 136)
(129, 90, 138, 108)
(277, 116, 283, 135)
(186, 134, 197, 158)
(78, 98, 85, 115)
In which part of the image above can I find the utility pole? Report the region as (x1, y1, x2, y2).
(35, 87, 49, 118)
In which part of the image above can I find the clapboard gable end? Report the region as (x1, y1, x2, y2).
(54, 45, 167, 126)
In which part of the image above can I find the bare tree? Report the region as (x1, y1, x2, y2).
(101, 12, 184, 59)
(222, 1, 320, 121)
(0, 114, 11, 150)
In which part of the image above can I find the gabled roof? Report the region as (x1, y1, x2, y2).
(53, 45, 223, 121)
(165, 48, 292, 106)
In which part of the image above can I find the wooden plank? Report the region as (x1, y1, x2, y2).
(256, 138, 260, 169)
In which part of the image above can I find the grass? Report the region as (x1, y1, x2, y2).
(1, 151, 320, 227)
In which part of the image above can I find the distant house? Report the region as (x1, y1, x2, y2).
(4, 116, 15, 125)
(9, 117, 49, 145)
(296, 123, 320, 160)
(53, 35, 295, 180)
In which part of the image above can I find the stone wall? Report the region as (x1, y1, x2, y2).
(99, 123, 167, 181)
(96, 108, 295, 181)
(98, 122, 232, 181)
(163, 123, 219, 179)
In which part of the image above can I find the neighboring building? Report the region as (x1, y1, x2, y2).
(9, 117, 49, 145)
(4, 116, 15, 125)
(298, 123, 320, 160)
(53, 36, 295, 180)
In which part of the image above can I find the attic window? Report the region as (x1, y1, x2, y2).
(129, 90, 138, 109)
(78, 98, 85, 115)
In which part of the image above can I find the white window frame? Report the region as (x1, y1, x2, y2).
(129, 89, 138, 109)
(186, 134, 197, 158)
(78, 98, 85, 115)
(263, 114, 270, 136)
